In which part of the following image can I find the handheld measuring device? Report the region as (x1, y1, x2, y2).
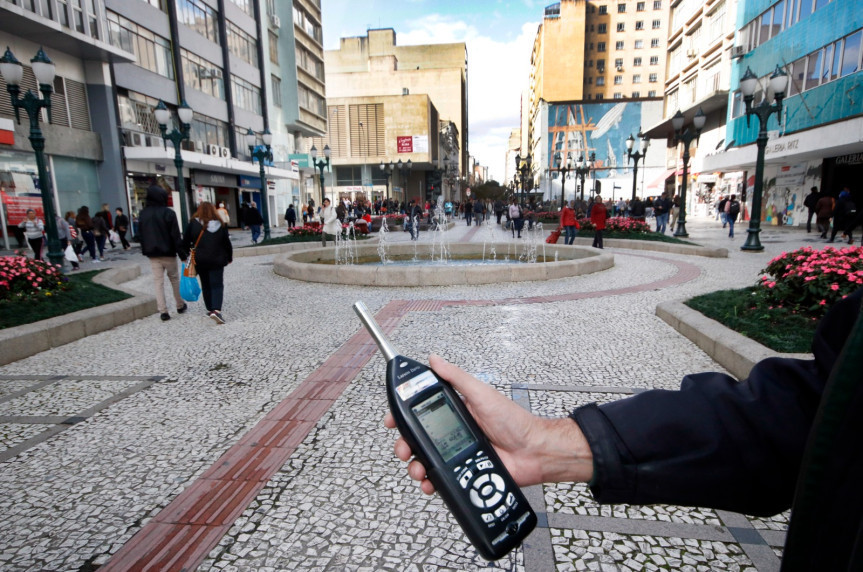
(353, 301, 537, 560)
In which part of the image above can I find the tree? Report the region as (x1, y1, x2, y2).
(472, 180, 507, 201)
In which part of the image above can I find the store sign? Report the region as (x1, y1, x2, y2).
(3, 195, 44, 225)
(775, 164, 806, 187)
(238, 175, 262, 189)
(193, 171, 233, 187)
(0, 118, 13, 146)
(397, 136, 413, 153)
(289, 153, 310, 168)
(836, 153, 863, 166)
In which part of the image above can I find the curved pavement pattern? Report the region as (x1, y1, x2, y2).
(0, 217, 819, 571)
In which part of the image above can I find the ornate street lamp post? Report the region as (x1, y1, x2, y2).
(379, 159, 412, 204)
(670, 108, 706, 237)
(310, 144, 331, 205)
(0, 46, 63, 266)
(154, 99, 194, 230)
(556, 152, 572, 209)
(575, 152, 595, 202)
(245, 128, 274, 242)
(625, 130, 650, 202)
(739, 65, 789, 252)
(379, 162, 392, 203)
(514, 152, 532, 205)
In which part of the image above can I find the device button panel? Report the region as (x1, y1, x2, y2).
(461, 451, 517, 523)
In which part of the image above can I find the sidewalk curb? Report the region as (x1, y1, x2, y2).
(0, 265, 155, 366)
(656, 299, 812, 380)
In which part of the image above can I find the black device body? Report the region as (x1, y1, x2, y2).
(385, 355, 537, 560)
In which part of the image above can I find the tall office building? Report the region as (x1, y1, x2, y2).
(0, 0, 133, 232)
(319, 28, 468, 204)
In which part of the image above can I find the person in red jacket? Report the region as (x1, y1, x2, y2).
(590, 192, 607, 249)
(560, 200, 579, 245)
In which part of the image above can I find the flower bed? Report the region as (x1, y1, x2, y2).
(576, 216, 652, 233)
(759, 245, 863, 316)
(0, 256, 69, 302)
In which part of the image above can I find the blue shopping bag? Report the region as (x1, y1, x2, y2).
(180, 264, 201, 302)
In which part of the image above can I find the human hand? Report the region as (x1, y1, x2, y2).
(384, 354, 593, 495)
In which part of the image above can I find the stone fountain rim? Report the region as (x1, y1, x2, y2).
(273, 242, 614, 287)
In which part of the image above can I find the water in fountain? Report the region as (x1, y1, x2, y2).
(335, 222, 358, 265)
(429, 196, 451, 263)
(520, 221, 543, 263)
(377, 216, 391, 264)
(482, 212, 497, 261)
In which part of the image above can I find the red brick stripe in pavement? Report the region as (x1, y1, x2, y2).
(102, 254, 700, 571)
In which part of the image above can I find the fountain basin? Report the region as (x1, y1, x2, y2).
(273, 242, 613, 287)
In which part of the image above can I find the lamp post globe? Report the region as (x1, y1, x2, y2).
(154, 99, 193, 229)
(671, 107, 705, 237)
(247, 128, 274, 241)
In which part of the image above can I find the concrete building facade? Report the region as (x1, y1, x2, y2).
(321, 28, 468, 204)
(0, 0, 133, 240)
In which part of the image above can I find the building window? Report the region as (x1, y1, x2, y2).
(618, 3, 626, 12)
(615, 41, 624, 49)
(635, 21, 644, 30)
(598, 23, 607, 33)
(107, 11, 174, 79)
(599, 5, 607, 14)
(181, 50, 224, 99)
(648, 90, 657, 97)
(596, 77, 606, 86)
(634, 57, 642, 66)
(598, 42, 607, 52)
(231, 75, 262, 114)
(654, 0, 662, 8)
(587, 77, 593, 84)
(615, 58, 624, 69)
(633, 74, 642, 83)
(297, 44, 324, 81)
(293, 5, 322, 44)
(652, 19, 661, 29)
(617, 22, 625, 32)
(228, 0, 252, 16)
(650, 38, 660, 47)
(614, 75, 623, 84)
(650, 56, 659, 65)
(634, 40, 644, 49)
(178, 0, 219, 44)
(632, 91, 641, 97)
(597, 59, 605, 71)
(227, 21, 258, 68)
(649, 73, 658, 82)
(271, 75, 281, 107)
(189, 113, 230, 148)
(637, 2, 646, 10)
(269, 30, 279, 64)
(596, 93, 604, 100)
(614, 92, 623, 99)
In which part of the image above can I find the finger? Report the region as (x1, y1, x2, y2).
(420, 479, 436, 495)
(393, 437, 413, 462)
(429, 354, 497, 402)
(384, 411, 395, 429)
(407, 459, 427, 482)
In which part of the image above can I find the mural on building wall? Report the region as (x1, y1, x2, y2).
(744, 160, 821, 225)
(547, 102, 644, 180)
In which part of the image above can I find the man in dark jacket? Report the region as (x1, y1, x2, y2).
(802, 186, 820, 233)
(629, 196, 645, 220)
(387, 287, 863, 571)
(139, 185, 188, 321)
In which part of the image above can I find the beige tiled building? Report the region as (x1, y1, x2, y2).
(315, 28, 468, 204)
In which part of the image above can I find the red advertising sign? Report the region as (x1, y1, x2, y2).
(397, 136, 413, 153)
(4, 195, 44, 225)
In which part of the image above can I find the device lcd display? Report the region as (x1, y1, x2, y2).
(412, 391, 477, 463)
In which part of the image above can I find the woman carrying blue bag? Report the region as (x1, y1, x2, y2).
(182, 201, 233, 325)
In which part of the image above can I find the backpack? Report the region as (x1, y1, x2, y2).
(729, 201, 741, 217)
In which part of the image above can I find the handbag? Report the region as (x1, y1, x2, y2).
(183, 228, 205, 278)
(180, 265, 201, 301)
(64, 244, 78, 262)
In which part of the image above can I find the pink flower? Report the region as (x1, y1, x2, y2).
(830, 284, 839, 291)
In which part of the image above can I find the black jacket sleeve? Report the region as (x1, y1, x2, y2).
(571, 287, 862, 517)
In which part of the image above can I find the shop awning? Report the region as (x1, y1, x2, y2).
(646, 169, 677, 191)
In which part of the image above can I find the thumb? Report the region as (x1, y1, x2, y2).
(428, 354, 493, 403)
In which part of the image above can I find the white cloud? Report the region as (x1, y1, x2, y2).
(397, 16, 538, 182)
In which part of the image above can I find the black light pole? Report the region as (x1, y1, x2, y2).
(154, 99, 194, 230)
(0, 47, 63, 266)
(739, 65, 789, 252)
(514, 152, 532, 205)
(625, 130, 650, 202)
(670, 108, 706, 237)
(556, 152, 572, 209)
(310, 144, 331, 205)
(575, 152, 595, 202)
(396, 158, 412, 202)
(379, 163, 392, 204)
(245, 128, 274, 241)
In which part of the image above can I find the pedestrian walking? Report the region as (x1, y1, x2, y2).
(245, 201, 264, 243)
(669, 195, 680, 231)
(55, 214, 79, 271)
(591, 193, 607, 249)
(725, 194, 741, 238)
(561, 200, 578, 245)
(216, 202, 231, 226)
(653, 192, 671, 234)
(114, 208, 131, 249)
(718, 196, 729, 228)
(101, 204, 116, 248)
(92, 210, 110, 260)
(508, 198, 524, 238)
(139, 185, 188, 322)
(285, 204, 297, 229)
(829, 189, 856, 243)
(75, 206, 98, 262)
(321, 197, 341, 246)
(815, 193, 835, 238)
(803, 187, 821, 233)
(473, 198, 484, 225)
(17, 209, 44, 260)
(183, 201, 232, 325)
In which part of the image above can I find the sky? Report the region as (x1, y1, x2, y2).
(321, 0, 544, 182)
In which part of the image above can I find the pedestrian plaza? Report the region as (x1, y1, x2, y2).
(0, 216, 823, 571)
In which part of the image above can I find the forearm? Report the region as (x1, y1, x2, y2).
(530, 417, 594, 485)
